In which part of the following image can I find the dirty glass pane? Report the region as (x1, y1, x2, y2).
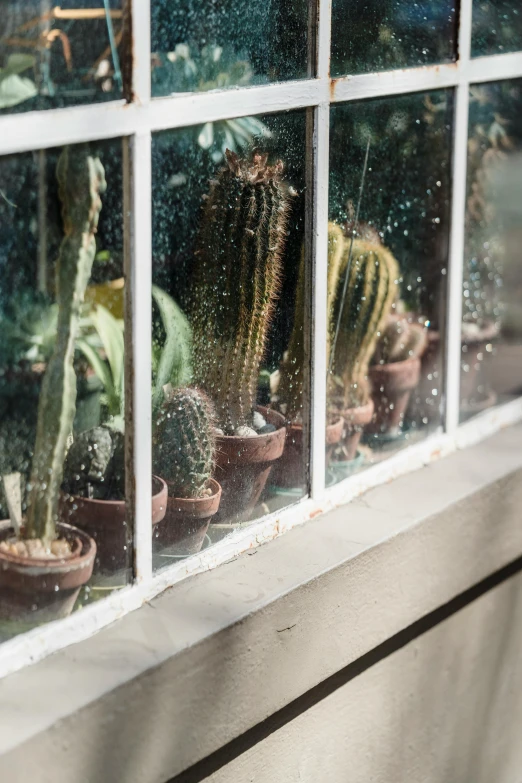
(460, 79, 522, 421)
(331, 0, 457, 77)
(472, 0, 522, 56)
(151, 110, 309, 567)
(151, 0, 310, 97)
(0, 139, 129, 641)
(326, 90, 453, 485)
(0, 1, 127, 115)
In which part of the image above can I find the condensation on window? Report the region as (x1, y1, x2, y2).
(151, 0, 310, 98)
(331, 0, 457, 77)
(460, 78, 522, 420)
(150, 110, 310, 565)
(472, 0, 522, 56)
(0, 0, 127, 115)
(325, 90, 453, 485)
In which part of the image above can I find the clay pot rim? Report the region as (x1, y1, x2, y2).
(216, 407, 286, 443)
(461, 319, 499, 344)
(340, 397, 374, 419)
(370, 356, 421, 375)
(0, 521, 96, 572)
(65, 475, 167, 508)
(165, 477, 221, 505)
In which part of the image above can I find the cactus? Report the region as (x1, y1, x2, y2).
(25, 146, 106, 542)
(153, 387, 216, 499)
(189, 149, 294, 435)
(372, 315, 427, 366)
(330, 234, 399, 409)
(62, 426, 124, 501)
(276, 222, 346, 421)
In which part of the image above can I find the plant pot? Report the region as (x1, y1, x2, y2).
(154, 478, 222, 557)
(213, 407, 286, 524)
(61, 476, 168, 573)
(460, 320, 499, 403)
(367, 357, 421, 435)
(0, 521, 96, 623)
(270, 417, 344, 490)
(337, 399, 375, 461)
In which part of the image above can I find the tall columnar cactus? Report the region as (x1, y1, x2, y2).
(330, 234, 399, 409)
(153, 387, 216, 499)
(372, 315, 427, 366)
(276, 222, 345, 421)
(190, 149, 294, 434)
(25, 146, 106, 542)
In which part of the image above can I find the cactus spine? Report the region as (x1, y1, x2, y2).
(25, 146, 106, 542)
(153, 387, 216, 499)
(277, 222, 345, 421)
(330, 233, 399, 409)
(190, 149, 293, 434)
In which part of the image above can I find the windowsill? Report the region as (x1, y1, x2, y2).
(0, 423, 521, 781)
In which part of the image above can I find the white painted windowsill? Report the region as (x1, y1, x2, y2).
(0, 422, 521, 782)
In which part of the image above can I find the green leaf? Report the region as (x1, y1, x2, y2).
(0, 74, 37, 109)
(76, 338, 117, 413)
(198, 122, 214, 150)
(151, 285, 192, 416)
(0, 54, 36, 77)
(90, 305, 124, 405)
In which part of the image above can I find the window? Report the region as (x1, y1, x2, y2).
(0, 0, 521, 673)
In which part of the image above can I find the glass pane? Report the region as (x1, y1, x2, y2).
(331, 0, 457, 77)
(461, 78, 522, 420)
(326, 90, 453, 485)
(0, 139, 129, 640)
(472, 0, 522, 56)
(151, 110, 309, 566)
(0, 1, 127, 115)
(151, 0, 310, 97)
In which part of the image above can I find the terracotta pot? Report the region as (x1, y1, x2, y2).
(460, 320, 499, 402)
(213, 407, 286, 524)
(61, 476, 168, 573)
(154, 478, 222, 556)
(367, 357, 421, 434)
(270, 417, 344, 489)
(339, 399, 374, 460)
(0, 521, 96, 622)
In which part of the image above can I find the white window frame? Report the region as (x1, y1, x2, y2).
(0, 0, 522, 679)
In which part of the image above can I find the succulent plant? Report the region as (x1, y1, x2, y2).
(330, 232, 399, 409)
(24, 145, 106, 542)
(62, 425, 124, 501)
(190, 149, 294, 434)
(153, 386, 216, 500)
(371, 315, 428, 366)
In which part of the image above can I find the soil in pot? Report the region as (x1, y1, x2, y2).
(212, 407, 286, 525)
(61, 476, 167, 574)
(154, 478, 222, 557)
(367, 357, 421, 435)
(0, 521, 96, 624)
(270, 417, 344, 490)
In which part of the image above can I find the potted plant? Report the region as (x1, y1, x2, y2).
(367, 311, 428, 436)
(328, 222, 399, 462)
(61, 286, 188, 573)
(0, 145, 101, 622)
(153, 386, 221, 556)
(270, 223, 346, 489)
(189, 149, 292, 523)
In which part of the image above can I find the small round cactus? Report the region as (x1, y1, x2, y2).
(153, 387, 216, 499)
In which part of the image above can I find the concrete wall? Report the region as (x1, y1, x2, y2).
(207, 570, 522, 783)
